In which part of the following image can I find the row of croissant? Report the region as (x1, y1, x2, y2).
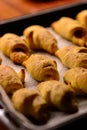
(0, 9, 87, 123)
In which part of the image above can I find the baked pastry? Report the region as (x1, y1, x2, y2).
(23, 25, 58, 54)
(10, 51, 29, 65)
(0, 65, 24, 94)
(0, 56, 2, 64)
(17, 68, 25, 83)
(12, 88, 49, 121)
(51, 17, 87, 46)
(63, 67, 87, 95)
(37, 80, 78, 113)
(23, 54, 59, 82)
(0, 33, 30, 64)
(55, 45, 87, 68)
(76, 10, 87, 30)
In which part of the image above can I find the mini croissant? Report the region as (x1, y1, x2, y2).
(0, 33, 30, 64)
(22, 54, 59, 82)
(51, 17, 87, 46)
(0, 65, 24, 94)
(12, 88, 49, 121)
(23, 25, 58, 54)
(76, 10, 87, 30)
(37, 80, 78, 113)
(55, 45, 87, 68)
(63, 67, 87, 95)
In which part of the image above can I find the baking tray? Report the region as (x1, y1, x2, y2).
(0, 1, 87, 130)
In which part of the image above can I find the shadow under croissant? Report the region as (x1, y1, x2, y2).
(47, 98, 78, 115)
(25, 110, 50, 125)
(20, 102, 51, 125)
(26, 96, 78, 125)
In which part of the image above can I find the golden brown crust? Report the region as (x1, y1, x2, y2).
(0, 33, 30, 64)
(17, 68, 25, 83)
(51, 17, 87, 46)
(23, 54, 59, 81)
(10, 51, 29, 64)
(23, 25, 58, 54)
(12, 88, 49, 121)
(76, 10, 87, 30)
(63, 67, 87, 95)
(37, 80, 78, 113)
(0, 65, 24, 94)
(55, 45, 87, 68)
(0, 56, 2, 64)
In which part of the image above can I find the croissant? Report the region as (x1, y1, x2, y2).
(0, 33, 30, 64)
(51, 17, 87, 46)
(37, 80, 78, 113)
(23, 54, 59, 81)
(12, 88, 49, 121)
(23, 25, 58, 54)
(76, 10, 87, 30)
(63, 67, 87, 95)
(0, 65, 24, 94)
(55, 45, 87, 68)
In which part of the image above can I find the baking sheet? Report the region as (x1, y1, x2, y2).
(0, 28, 87, 130)
(0, 1, 87, 130)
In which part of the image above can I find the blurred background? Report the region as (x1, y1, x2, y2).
(0, 0, 83, 21)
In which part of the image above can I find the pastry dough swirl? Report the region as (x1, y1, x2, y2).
(23, 25, 58, 54)
(0, 33, 30, 64)
(12, 88, 49, 121)
(0, 65, 24, 94)
(23, 54, 59, 82)
(51, 17, 87, 46)
(76, 10, 87, 30)
(63, 67, 87, 95)
(37, 80, 78, 113)
(55, 45, 87, 68)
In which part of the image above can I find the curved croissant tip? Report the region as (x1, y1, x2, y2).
(54, 50, 59, 57)
(17, 68, 25, 83)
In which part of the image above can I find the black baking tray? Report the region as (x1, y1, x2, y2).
(1, 1, 87, 36)
(1, 1, 87, 130)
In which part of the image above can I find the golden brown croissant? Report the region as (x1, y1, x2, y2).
(0, 33, 30, 64)
(63, 67, 87, 95)
(55, 45, 87, 68)
(23, 54, 59, 82)
(51, 17, 87, 46)
(12, 88, 49, 121)
(23, 25, 58, 54)
(0, 65, 24, 94)
(76, 10, 87, 30)
(37, 80, 78, 113)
